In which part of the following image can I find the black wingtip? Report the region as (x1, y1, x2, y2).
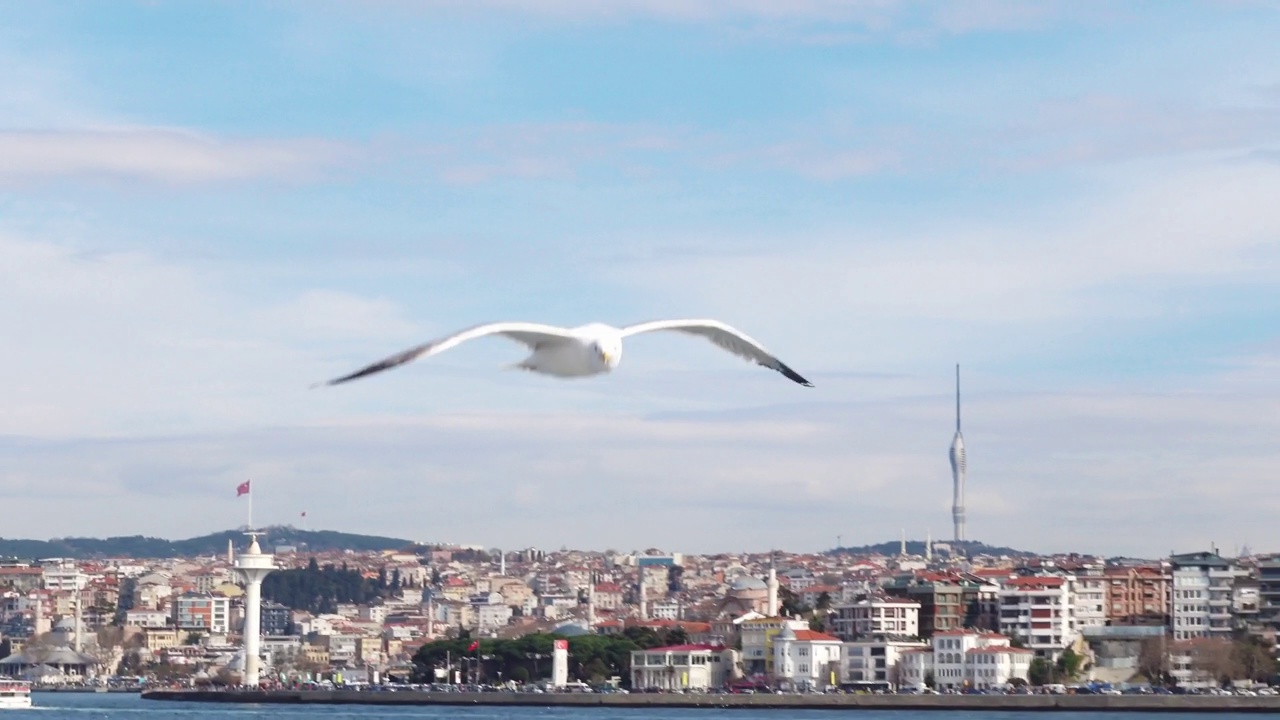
(777, 361, 813, 387)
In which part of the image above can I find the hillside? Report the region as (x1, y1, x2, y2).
(832, 539, 1036, 557)
(0, 526, 414, 560)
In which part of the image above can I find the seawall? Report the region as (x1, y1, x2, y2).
(141, 689, 1280, 712)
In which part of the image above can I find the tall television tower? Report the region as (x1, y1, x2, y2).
(949, 364, 967, 542)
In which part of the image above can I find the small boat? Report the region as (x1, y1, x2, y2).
(0, 680, 31, 709)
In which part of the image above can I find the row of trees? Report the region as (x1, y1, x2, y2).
(261, 558, 399, 613)
(411, 627, 694, 686)
(1138, 635, 1277, 686)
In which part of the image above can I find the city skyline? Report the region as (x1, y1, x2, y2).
(2, 2, 1280, 556)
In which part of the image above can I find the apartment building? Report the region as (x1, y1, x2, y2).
(831, 596, 921, 641)
(997, 576, 1075, 659)
(1104, 565, 1170, 625)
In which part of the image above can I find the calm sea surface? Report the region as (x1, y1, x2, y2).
(23, 693, 1260, 720)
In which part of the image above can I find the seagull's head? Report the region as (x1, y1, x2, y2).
(592, 337, 622, 371)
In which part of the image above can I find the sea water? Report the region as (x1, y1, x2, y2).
(24, 693, 1255, 720)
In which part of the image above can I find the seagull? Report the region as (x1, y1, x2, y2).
(316, 319, 813, 387)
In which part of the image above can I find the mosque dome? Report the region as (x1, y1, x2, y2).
(729, 576, 767, 592)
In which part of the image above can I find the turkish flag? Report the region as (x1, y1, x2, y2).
(467, 641, 479, 652)
(236, 480, 251, 497)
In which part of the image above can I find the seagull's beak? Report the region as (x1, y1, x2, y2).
(601, 350, 612, 365)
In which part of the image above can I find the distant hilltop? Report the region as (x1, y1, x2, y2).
(831, 539, 1037, 557)
(0, 526, 414, 560)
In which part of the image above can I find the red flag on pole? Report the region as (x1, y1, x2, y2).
(467, 640, 479, 652)
(236, 480, 251, 497)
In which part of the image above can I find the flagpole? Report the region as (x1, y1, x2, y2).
(248, 481, 254, 532)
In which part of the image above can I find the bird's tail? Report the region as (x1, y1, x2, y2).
(505, 359, 536, 372)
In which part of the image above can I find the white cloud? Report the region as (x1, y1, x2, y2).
(597, 155, 1280, 369)
(4, 361, 1280, 557)
(383, 0, 1079, 41)
(0, 128, 351, 184)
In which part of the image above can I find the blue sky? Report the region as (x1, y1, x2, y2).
(3, 0, 1280, 557)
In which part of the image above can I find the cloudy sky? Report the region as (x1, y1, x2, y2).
(3, 1, 1280, 558)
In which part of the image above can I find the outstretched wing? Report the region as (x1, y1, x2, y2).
(316, 321, 579, 387)
(618, 319, 813, 387)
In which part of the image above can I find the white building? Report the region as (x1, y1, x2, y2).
(471, 593, 512, 632)
(171, 593, 231, 635)
(842, 638, 927, 689)
(1071, 571, 1107, 633)
(42, 566, 89, 592)
(899, 630, 1033, 691)
(630, 644, 730, 690)
(997, 576, 1075, 660)
(832, 596, 920, 641)
(740, 617, 809, 679)
(772, 625, 843, 690)
(650, 601, 681, 621)
(1169, 552, 1245, 641)
(124, 609, 170, 628)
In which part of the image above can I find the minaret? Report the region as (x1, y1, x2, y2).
(234, 532, 276, 688)
(586, 581, 596, 631)
(499, 550, 506, 577)
(73, 584, 83, 653)
(900, 529, 906, 557)
(949, 364, 967, 543)
(227, 539, 235, 565)
(925, 529, 933, 562)
(637, 567, 647, 621)
(766, 555, 779, 617)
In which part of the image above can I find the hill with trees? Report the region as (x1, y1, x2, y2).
(0, 526, 413, 559)
(831, 539, 1035, 557)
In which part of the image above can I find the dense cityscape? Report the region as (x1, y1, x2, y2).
(3, 528, 1280, 695)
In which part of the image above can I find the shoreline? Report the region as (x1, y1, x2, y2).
(140, 689, 1280, 712)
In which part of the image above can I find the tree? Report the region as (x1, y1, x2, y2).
(1233, 636, 1276, 682)
(778, 586, 808, 617)
(1137, 638, 1170, 684)
(1055, 648, 1083, 680)
(1187, 638, 1241, 686)
(114, 577, 137, 624)
(1028, 657, 1053, 686)
(94, 626, 129, 676)
(662, 627, 689, 647)
(923, 670, 936, 689)
(815, 592, 832, 611)
(22, 633, 58, 669)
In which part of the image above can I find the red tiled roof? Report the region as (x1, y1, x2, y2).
(642, 644, 725, 652)
(804, 584, 840, 594)
(792, 630, 841, 642)
(1003, 576, 1065, 588)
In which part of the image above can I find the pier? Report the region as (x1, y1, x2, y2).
(142, 689, 1280, 712)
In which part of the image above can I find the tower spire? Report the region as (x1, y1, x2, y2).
(950, 364, 967, 543)
(956, 363, 961, 433)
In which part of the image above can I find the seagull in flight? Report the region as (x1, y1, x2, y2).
(316, 319, 813, 387)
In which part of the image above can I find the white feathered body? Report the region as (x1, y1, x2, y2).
(516, 323, 623, 378)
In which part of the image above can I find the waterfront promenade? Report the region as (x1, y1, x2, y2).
(141, 689, 1280, 712)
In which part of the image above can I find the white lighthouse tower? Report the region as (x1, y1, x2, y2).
(234, 532, 276, 688)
